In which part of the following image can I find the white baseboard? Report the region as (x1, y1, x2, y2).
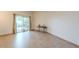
(47, 31, 79, 46)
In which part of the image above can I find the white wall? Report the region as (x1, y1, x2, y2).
(33, 11, 79, 45)
(0, 11, 32, 35)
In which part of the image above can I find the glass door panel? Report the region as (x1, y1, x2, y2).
(15, 15, 30, 33)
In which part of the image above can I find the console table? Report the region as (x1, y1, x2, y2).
(38, 25, 47, 32)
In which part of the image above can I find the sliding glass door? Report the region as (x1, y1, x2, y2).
(15, 15, 30, 33)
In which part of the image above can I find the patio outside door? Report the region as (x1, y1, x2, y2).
(15, 15, 30, 33)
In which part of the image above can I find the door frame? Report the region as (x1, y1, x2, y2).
(13, 14, 31, 34)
